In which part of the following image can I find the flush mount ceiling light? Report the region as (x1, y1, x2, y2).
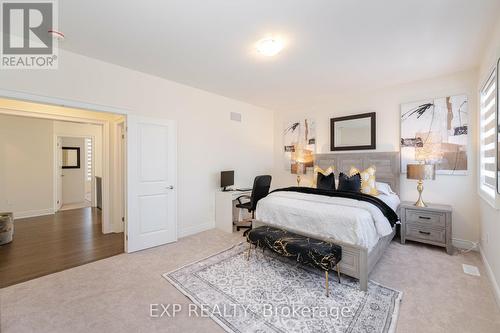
(256, 37, 284, 57)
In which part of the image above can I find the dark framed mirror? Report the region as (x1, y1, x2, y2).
(62, 147, 81, 169)
(330, 112, 376, 151)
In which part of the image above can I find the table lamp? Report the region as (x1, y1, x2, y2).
(407, 163, 436, 207)
(292, 146, 314, 186)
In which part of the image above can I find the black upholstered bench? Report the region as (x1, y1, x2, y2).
(246, 226, 342, 297)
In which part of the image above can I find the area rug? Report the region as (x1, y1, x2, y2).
(163, 243, 402, 333)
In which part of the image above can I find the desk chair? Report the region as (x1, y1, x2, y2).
(235, 175, 272, 234)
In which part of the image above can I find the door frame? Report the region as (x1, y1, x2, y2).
(113, 120, 127, 235)
(0, 89, 127, 243)
(54, 134, 97, 211)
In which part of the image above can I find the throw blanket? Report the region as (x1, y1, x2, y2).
(270, 187, 399, 226)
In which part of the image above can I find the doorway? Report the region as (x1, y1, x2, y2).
(56, 136, 94, 211)
(0, 95, 179, 285)
(0, 102, 127, 288)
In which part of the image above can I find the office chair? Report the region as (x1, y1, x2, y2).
(235, 175, 272, 234)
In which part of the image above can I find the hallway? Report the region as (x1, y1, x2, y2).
(0, 208, 123, 288)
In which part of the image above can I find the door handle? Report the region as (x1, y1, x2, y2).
(165, 185, 174, 190)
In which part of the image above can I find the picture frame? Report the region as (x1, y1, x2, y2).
(330, 112, 376, 151)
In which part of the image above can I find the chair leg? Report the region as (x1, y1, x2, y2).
(325, 270, 329, 297)
(337, 265, 341, 284)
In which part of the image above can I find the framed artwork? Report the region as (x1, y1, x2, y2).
(283, 119, 316, 173)
(401, 94, 468, 175)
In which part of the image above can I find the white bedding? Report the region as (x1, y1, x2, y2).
(255, 191, 399, 251)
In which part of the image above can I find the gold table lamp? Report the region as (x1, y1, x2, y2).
(291, 145, 314, 187)
(407, 164, 436, 207)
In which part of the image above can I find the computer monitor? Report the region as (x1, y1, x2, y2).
(220, 170, 234, 191)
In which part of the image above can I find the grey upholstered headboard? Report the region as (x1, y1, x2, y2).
(314, 152, 400, 195)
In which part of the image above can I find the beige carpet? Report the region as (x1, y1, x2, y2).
(1, 229, 499, 333)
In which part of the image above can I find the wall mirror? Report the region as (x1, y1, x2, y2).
(62, 147, 81, 169)
(330, 112, 376, 151)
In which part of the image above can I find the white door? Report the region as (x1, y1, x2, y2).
(126, 115, 177, 252)
(56, 137, 63, 211)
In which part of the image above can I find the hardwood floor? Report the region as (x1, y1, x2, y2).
(0, 208, 123, 288)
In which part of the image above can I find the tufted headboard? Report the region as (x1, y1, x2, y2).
(314, 152, 400, 195)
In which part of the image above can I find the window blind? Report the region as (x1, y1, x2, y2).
(480, 68, 497, 197)
(86, 138, 92, 181)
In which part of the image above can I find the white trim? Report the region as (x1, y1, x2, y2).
(14, 208, 54, 219)
(0, 88, 130, 115)
(178, 222, 214, 238)
(479, 190, 500, 210)
(0, 107, 108, 125)
(479, 244, 500, 309)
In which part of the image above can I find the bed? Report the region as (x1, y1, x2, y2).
(253, 152, 400, 291)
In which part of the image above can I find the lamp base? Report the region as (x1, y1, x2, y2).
(414, 197, 427, 208)
(296, 175, 301, 187)
(414, 180, 427, 207)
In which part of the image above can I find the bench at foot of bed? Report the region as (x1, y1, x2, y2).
(246, 226, 342, 297)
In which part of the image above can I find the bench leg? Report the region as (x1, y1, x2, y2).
(325, 271, 329, 297)
(337, 265, 341, 284)
(246, 243, 252, 261)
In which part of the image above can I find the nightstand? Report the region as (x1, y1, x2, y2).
(399, 201, 453, 254)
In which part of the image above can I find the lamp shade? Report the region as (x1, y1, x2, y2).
(293, 147, 314, 164)
(407, 164, 436, 180)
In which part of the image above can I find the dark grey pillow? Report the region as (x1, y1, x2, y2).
(316, 173, 336, 191)
(338, 172, 361, 192)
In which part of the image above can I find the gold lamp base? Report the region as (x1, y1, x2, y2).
(296, 175, 301, 187)
(414, 180, 427, 207)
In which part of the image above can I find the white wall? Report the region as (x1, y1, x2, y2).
(0, 49, 275, 237)
(61, 137, 86, 205)
(477, 14, 500, 304)
(0, 114, 54, 218)
(273, 69, 479, 246)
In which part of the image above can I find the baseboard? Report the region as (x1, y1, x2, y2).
(479, 244, 500, 308)
(14, 208, 54, 219)
(178, 222, 214, 238)
(452, 238, 479, 251)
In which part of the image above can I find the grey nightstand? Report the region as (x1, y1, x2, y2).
(399, 201, 453, 254)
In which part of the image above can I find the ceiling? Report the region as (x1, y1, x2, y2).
(59, 0, 500, 112)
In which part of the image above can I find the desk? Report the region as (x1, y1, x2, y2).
(215, 189, 252, 233)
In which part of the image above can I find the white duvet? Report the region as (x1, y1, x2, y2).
(255, 191, 399, 251)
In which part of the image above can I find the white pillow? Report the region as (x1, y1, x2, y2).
(375, 182, 395, 195)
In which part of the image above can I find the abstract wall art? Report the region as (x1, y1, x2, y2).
(401, 95, 468, 175)
(283, 119, 316, 173)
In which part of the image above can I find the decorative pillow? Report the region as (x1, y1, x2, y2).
(349, 166, 379, 195)
(337, 172, 361, 192)
(317, 173, 336, 190)
(313, 166, 334, 188)
(376, 182, 395, 196)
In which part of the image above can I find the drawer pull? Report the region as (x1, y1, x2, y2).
(418, 231, 431, 235)
(418, 216, 431, 220)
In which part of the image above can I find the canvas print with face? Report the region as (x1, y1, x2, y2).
(401, 95, 468, 174)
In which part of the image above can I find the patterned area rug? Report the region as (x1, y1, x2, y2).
(164, 243, 402, 333)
